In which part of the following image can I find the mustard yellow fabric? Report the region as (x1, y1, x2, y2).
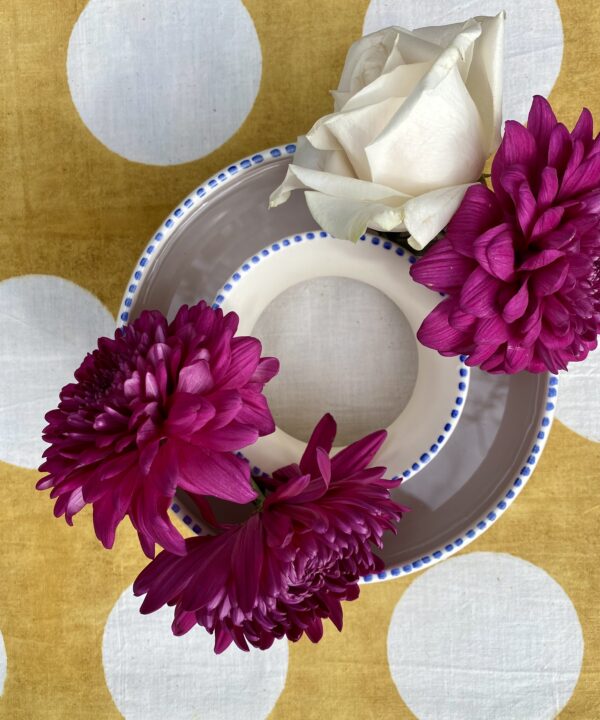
(0, 1, 599, 717)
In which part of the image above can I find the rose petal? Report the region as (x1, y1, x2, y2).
(404, 184, 474, 250)
(366, 54, 486, 193)
(304, 191, 405, 242)
(463, 13, 504, 155)
(340, 61, 433, 114)
(335, 30, 407, 101)
(270, 162, 407, 209)
(335, 27, 441, 112)
(321, 97, 405, 180)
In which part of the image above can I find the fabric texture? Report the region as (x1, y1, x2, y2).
(0, 1, 599, 719)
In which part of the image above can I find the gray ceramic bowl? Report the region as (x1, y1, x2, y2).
(119, 144, 557, 582)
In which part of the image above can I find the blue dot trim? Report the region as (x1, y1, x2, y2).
(212, 230, 470, 484)
(116, 147, 558, 587)
(350, 372, 557, 583)
(118, 143, 298, 325)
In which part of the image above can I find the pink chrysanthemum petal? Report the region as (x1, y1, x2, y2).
(133, 415, 407, 653)
(411, 96, 600, 373)
(410, 238, 475, 292)
(38, 300, 278, 556)
(528, 95, 557, 154)
(417, 300, 472, 353)
(460, 267, 503, 318)
(473, 224, 516, 281)
(446, 184, 503, 257)
(299, 413, 337, 476)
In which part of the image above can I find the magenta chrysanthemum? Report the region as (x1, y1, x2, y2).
(37, 301, 279, 557)
(410, 95, 600, 373)
(133, 414, 406, 653)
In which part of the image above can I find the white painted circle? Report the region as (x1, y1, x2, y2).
(103, 586, 288, 720)
(67, 0, 262, 165)
(363, 0, 564, 123)
(0, 275, 115, 469)
(387, 552, 584, 720)
(0, 629, 6, 696)
(214, 233, 468, 478)
(556, 347, 600, 442)
(253, 276, 418, 446)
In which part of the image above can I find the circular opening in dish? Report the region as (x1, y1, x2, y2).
(252, 276, 418, 445)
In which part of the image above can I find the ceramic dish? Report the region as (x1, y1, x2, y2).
(212, 230, 469, 480)
(119, 144, 557, 580)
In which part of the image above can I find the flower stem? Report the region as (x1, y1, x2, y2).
(251, 477, 266, 511)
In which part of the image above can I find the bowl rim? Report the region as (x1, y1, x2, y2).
(211, 228, 470, 482)
(118, 143, 299, 326)
(119, 143, 558, 583)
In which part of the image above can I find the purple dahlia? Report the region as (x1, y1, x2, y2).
(410, 95, 600, 373)
(38, 301, 279, 557)
(133, 414, 406, 653)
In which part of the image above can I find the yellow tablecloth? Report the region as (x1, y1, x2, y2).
(0, 1, 599, 718)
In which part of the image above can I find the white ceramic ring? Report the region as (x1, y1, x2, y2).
(213, 231, 469, 481)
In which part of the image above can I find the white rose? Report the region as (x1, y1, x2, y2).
(270, 14, 504, 250)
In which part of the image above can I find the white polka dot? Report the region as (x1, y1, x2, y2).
(363, 1, 563, 123)
(387, 552, 583, 720)
(0, 275, 115, 469)
(0, 629, 6, 695)
(67, 0, 262, 166)
(103, 586, 288, 720)
(556, 347, 600, 441)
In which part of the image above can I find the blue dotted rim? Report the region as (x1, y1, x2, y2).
(360, 374, 558, 582)
(118, 143, 297, 325)
(170, 372, 557, 582)
(212, 230, 470, 482)
(118, 144, 558, 583)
